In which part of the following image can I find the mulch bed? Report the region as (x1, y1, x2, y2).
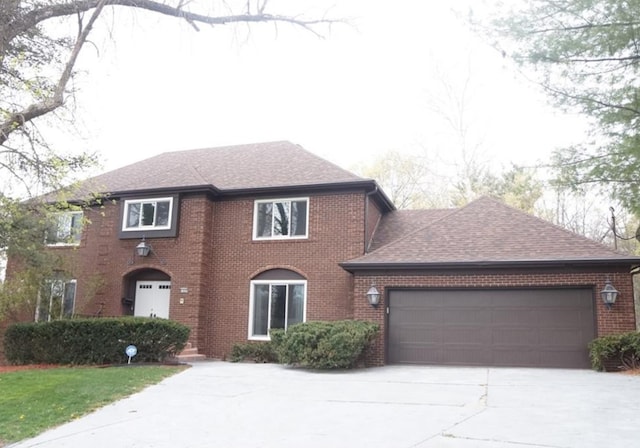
(0, 364, 60, 373)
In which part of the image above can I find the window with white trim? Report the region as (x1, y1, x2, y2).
(36, 278, 77, 321)
(46, 211, 83, 246)
(253, 198, 308, 239)
(122, 197, 173, 231)
(249, 280, 306, 339)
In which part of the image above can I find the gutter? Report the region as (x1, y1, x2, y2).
(340, 258, 640, 272)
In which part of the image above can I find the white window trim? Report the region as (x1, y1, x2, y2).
(122, 197, 174, 232)
(35, 278, 77, 322)
(46, 211, 83, 247)
(248, 279, 307, 341)
(252, 197, 309, 240)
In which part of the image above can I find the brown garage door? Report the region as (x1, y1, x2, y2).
(388, 289, 595, 368)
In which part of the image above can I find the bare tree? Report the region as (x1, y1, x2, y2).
(1, 0, 335, 193)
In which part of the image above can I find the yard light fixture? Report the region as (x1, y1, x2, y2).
(366, 285, 381, 308)
(600, 279, 619, 310)
(128, 237, 166, 265)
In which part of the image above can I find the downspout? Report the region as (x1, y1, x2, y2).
(631, 265, 640, 331)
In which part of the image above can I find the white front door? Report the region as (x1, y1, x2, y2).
(134, 281, 171, 318)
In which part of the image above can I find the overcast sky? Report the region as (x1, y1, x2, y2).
(52, 0, 587, 179)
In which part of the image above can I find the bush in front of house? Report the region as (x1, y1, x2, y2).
(229, 341, 278, 363)
(270, 320, 379, 369)
(3, 317, 190, 365)
(588, 331, 640, 371)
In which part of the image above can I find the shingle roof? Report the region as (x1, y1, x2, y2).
(368, 208, 453, 251)
(62, 141, 371, 200)
(347, 196, 640, 268)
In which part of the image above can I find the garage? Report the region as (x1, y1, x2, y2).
(387, 288, 595, 368)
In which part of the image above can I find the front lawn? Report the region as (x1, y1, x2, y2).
(0, 365, 186, 445)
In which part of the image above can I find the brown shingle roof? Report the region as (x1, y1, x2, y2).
(61, 141, 369, 200)
(347, 196, 640, 268)
(368, 208, 454, 251)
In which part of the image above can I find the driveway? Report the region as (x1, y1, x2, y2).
(9, 362, 640, 448)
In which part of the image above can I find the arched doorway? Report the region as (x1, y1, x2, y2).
(123, 269, 171, 318)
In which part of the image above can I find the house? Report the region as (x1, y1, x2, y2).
(8, 141, 639, 368)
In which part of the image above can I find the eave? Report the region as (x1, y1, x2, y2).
(340, 258, 640, 273)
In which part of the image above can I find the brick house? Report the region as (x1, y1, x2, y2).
(17, 141, 639, 368)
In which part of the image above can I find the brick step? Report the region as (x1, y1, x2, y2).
(170, 344, 207, 363)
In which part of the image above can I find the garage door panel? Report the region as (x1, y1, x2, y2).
(493, 328, 538, 345)
(388, 289, 595, 368)
(442, 308, 491, 324)
(442, 347, 491, 365)
(393, 326, 443, 344)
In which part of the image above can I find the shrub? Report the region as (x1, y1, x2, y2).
(270, 320, 379, 369)
(229, 341, 278, 363)
(588, 331, 640, 371)
(3, 317, 190, 365)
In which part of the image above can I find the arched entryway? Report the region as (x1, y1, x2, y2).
(123, 268, 171, 318)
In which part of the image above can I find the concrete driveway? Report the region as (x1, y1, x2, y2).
(9, 361, 640, 448)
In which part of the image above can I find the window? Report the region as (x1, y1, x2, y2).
(249, 280, 306, 339)
(122, 197, 173, 231)
(36, 278, 77, 322)
(253, 198, 308, 239)
(46, 211, 83, 246)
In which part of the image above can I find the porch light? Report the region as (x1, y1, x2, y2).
(600, 279, 619, 310)
(366, 286, 381, 307)
(128, 237, 165, 265)
(136, 237, 151, 257)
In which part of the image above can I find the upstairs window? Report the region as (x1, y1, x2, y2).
(122, 197, 173, 232)
(36, 278, 76, 322)
(253, 198, 308, 239)
(46, 211, 83, 246)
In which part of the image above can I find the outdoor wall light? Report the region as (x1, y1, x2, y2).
(600, 279, 619, 310)
(136, 237, 151, 257)
(128, 237, 165, 265)
(366, 285, 381, 308)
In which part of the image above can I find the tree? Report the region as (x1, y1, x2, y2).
(1, 0, 333, 194)
(355, 149, 448, 209)
(452, 164, 544, 213)
(480, 0, 640, 214)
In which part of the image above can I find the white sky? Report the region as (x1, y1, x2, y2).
(55, 0, 587, 178)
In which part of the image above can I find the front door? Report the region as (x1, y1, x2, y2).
(134, 281, 171, 318)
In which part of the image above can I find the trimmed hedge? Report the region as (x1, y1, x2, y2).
(3, 317, 190, 365)
(229, 341, 278, 363)
(270, 320, 379, 369)
(589, 331, 640, 371)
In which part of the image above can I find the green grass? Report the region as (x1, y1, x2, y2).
(0, 365, 186, 445)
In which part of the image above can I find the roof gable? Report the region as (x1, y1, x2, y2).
(348, 196, 639, 267)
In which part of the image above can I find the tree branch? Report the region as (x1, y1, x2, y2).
(2, 1, 336, 147)
(0, 0, 107, 146)
(23, 0, 333, 38)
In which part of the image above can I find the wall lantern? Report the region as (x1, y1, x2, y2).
(136, 237, 151, 257)
(129, 237, 165, 265)
(366, 285, 381, 308)
(600, 279, 619, 310)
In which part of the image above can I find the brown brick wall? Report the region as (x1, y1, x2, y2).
(205, 192, 366, 359)
(38, 194, 215, 350)
(352, 268, 637, 366)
